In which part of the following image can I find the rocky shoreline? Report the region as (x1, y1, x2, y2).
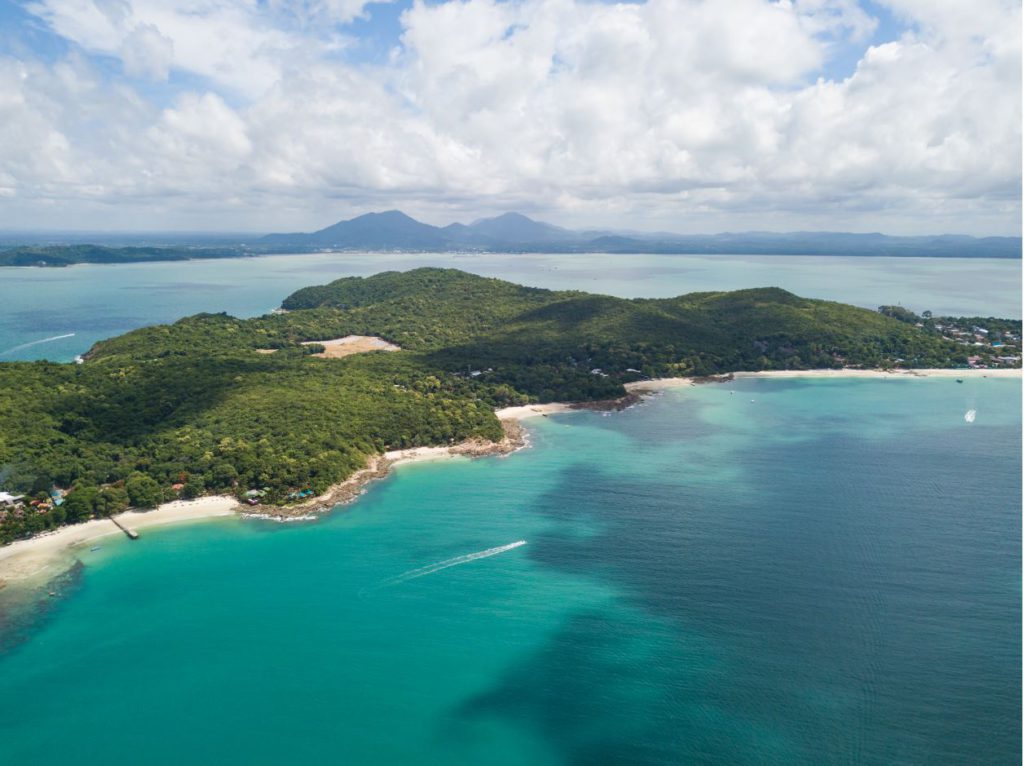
(243, 418, 528, 521)
(2, 367, 1017, 583)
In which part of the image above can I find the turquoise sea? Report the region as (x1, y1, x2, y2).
(0, 255, 1021, 763)
(0, 376, 1020, 764)
(0, 252, 1020, 362)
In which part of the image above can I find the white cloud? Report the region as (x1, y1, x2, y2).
(147, 92, 253, 181)
(120, 23, 174, 80)
(270, 0, 390, 25)
(793, 0, 877, 42)
(2, 0, 1020, 234)
(0, 53, 156, 204)
(26, 0, 309, 96)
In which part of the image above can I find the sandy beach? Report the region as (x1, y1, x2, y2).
(245, 418, 530, 521)
(0, 445, 477, 586)
(624, 377, 697, 392)
(733, 368, 1021, 380)
(494, 402, 578, 419)
(1, 366, 1016, 586)
(626, 368, 1020, 391)
(0, 496, 238, 586)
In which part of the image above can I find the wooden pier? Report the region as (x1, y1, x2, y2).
(107, 515, 139, 540)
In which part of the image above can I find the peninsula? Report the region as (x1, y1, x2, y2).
(0, 268, 1019, 545)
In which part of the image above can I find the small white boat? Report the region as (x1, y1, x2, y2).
(964, 409, 977, 423)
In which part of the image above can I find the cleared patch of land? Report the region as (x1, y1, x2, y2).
(254, 336, 401, 357)
(302, 336, 401, 358)
(3, 268, 1018, 551)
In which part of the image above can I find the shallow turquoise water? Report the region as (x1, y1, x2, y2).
(1, 377, 1019, 764)
(0, 253, 1019, 361)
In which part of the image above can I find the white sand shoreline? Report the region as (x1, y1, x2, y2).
(0, 496, 238, 586)
(625, 368, 1020, 391)
(623, 377, 696, 391)
(0, 443, 511, 584)
(494, 403, 578, 419)
(733, 368, 1021, 380)
(2, 366, 1017, 585)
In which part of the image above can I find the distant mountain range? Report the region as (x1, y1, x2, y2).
(259, 211, 1022, 258)
(259, 211, 578, 251)
(2, 212, 1018, 263)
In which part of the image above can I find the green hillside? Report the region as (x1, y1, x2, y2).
(0, 268, 1009, 543)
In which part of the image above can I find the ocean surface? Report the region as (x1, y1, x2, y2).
(0, 252, 1020, 362)
(0, 377, 1019, 764)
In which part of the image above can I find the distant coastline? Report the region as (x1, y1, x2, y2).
(3, 210, 1021, 265)
(4, 246, 1020, 271)
(2, 366, 1017, 588)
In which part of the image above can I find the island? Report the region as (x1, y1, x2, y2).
(0, 267, 1019, 545)
(0, 244, 250, 267)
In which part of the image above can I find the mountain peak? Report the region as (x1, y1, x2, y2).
(467, 212, 574, 242)
(470, 212, 534, 225)
(357, 210, 417, 222)
(276, 209, 449, 249)
(258, 213, 1022, 258)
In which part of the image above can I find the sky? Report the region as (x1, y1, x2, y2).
(0, 0, 1019, 235)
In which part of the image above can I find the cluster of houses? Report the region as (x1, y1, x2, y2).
(242, 487, 314, 505)
(0, 487, 65, 521)
(930, 322, 1022, 368)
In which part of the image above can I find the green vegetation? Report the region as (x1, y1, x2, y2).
(0, 244, 247, 267)
(879, 305, 1021, 365)
(0, 268, 1012, 544)
(282, 269, 974, 383)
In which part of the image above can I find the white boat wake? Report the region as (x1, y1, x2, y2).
(964, 409, 977, 423)
(374, 540, 527, 590)
(0, 333, 75, 356)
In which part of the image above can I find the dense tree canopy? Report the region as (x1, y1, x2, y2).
(0, 268, 1014, 544)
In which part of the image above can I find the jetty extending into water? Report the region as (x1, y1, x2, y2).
(107, 515, 139, 540)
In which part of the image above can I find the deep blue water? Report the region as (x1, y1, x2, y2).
(0, 377, 1019, 764)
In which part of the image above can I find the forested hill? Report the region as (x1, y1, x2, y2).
(0, 268, 1017, 543)
(278, 268, 974, 377)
